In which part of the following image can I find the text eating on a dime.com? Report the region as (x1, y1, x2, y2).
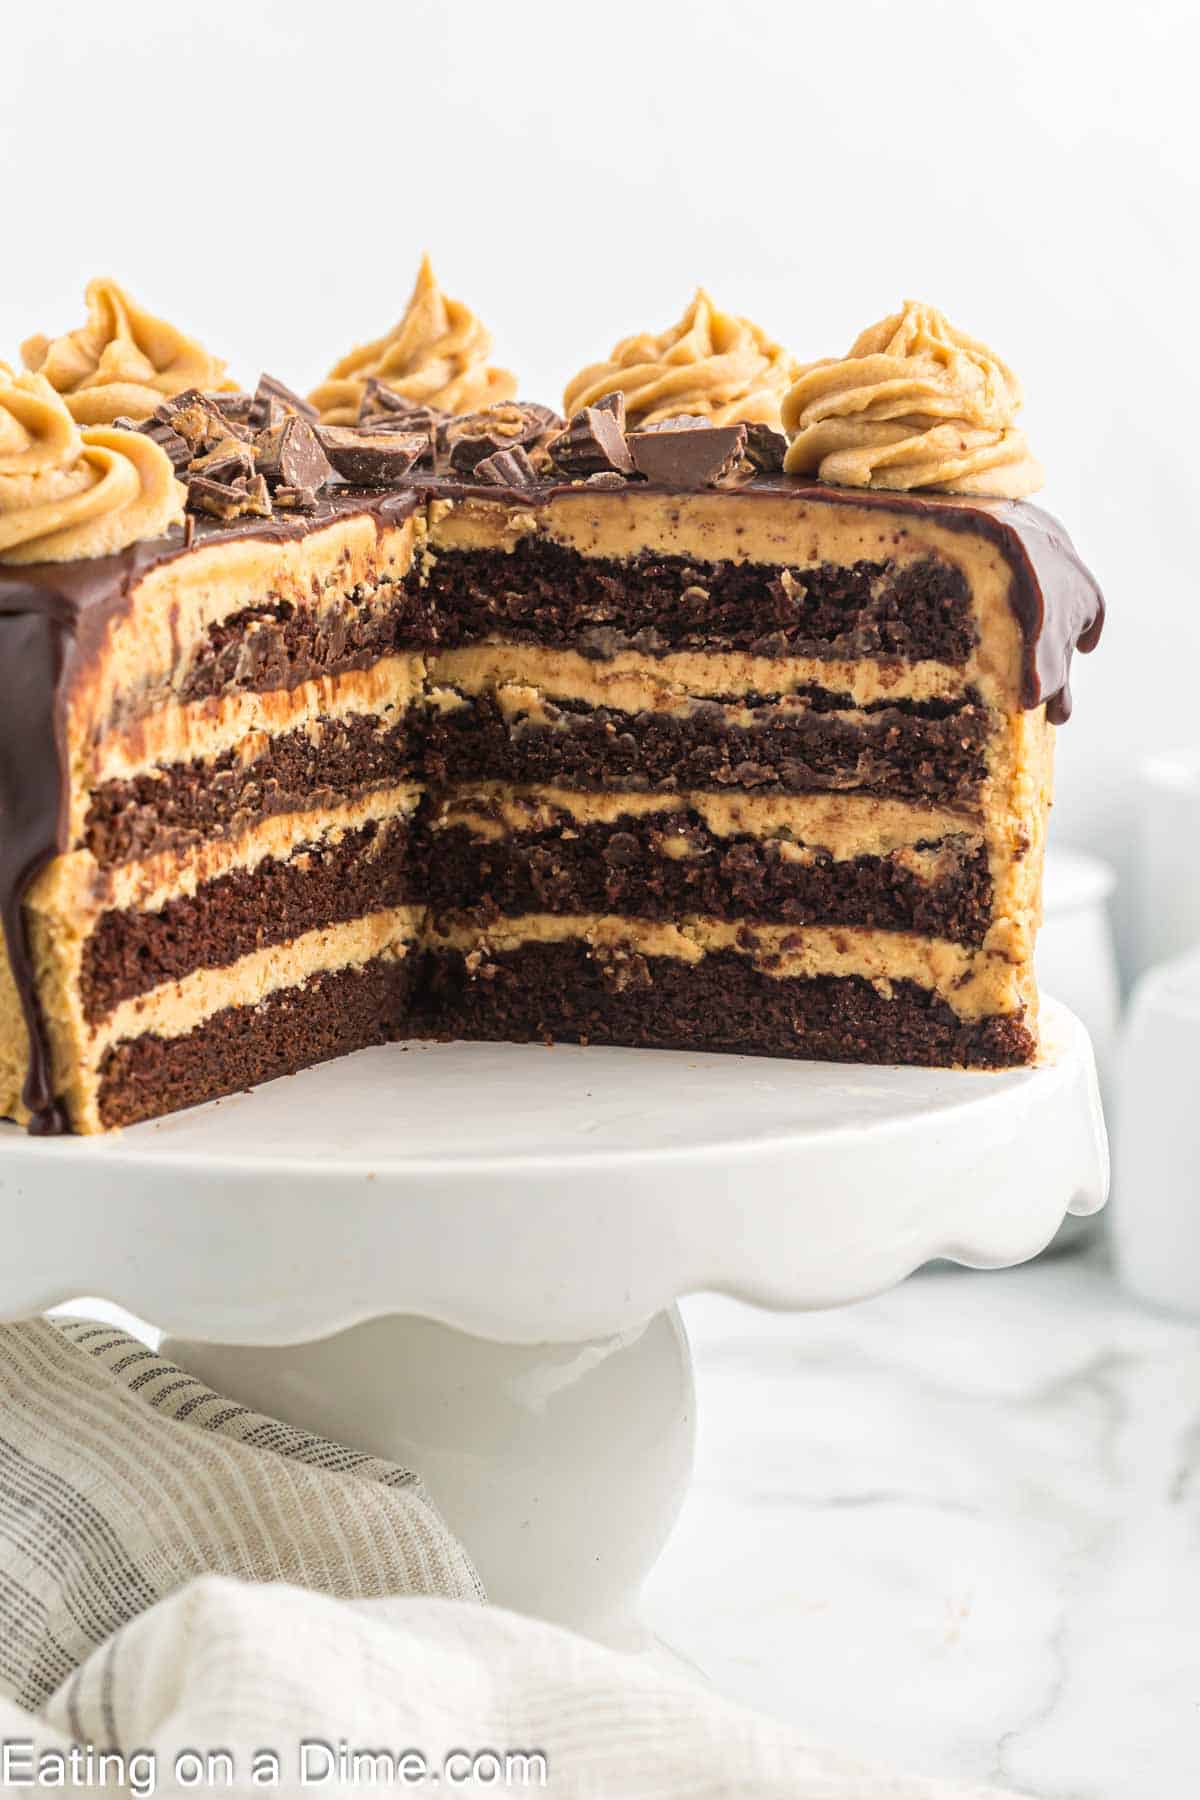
(1, 1738, 551, 1791)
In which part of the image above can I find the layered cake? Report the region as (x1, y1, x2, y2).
(0, 274, 1103, 1132)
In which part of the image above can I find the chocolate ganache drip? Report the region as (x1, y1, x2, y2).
(0, 540, 198, 1131)
(0, 593, 71, 1131)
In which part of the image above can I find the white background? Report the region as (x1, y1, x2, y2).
(4, 0, 1197, 969)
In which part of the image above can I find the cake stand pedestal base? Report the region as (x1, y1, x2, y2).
(165, 1306, 693, 1646)
(0, 1001, 1107, 1641)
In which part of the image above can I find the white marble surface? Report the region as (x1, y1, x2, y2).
(63, 1243, 1198, 1796)
(648, 1244, 1200, 1798)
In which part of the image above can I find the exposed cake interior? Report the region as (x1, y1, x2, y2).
(0, 472, 1096, 1132)
(416, 483, 1053, 1074)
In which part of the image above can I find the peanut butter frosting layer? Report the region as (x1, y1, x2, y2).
(427, 642, 971, 712)
(311, 256, 517, 424)
(21, 279, 236, 425)
(430, 480, 994, 569)
(563, 289, 799, 429)
(782, 302, 1043, 499)
(428, 784, 981, 858)
(0, 369, 183, 564)
(426, 912, 1031, 1023)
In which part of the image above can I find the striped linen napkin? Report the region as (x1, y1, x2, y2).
(0, 1317, 1014, 1798)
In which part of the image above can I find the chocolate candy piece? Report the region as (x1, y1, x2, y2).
(113, 415, 191, 472)
(628, 420, 747, 487)
(207, 391, 255, 427)
(473, 445, 539, 487)
(190, 435, 256, 486)
(242, 473, 273, 516)
(593, 391, 627, 430)
(635, 412, 714, 432)
(186, 472, 272, 521)
(361, 378, 412, 415)
(273, 485, 320, 512)
(354, 400, 437, 462)
(248, 373, 319, 430)
(742, 422, 787, 473)
(442, 401, 564, 474)
(358, 409, 434, 437)
(154, 389, 235, 455)
(548, 404, 634, 478)
(254, 414, 333, 492)
(315, 425, 427, 485)
(359, 379, 443, 431)
(516, 401, 564, 435)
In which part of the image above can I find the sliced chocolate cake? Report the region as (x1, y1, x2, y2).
(0, 284, 1104, 1132)
(0, 351, 431, 1133)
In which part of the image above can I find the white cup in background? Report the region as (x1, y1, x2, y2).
(1132, 748, 1200, 980)
(1029, 845, 1119, 1256)
(1112, 948, 1200, 1318)
(1038, 846, 1120, 1108)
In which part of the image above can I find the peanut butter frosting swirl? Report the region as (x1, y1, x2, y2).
(781, 300, 1043, 498)
(20, 278, 237, 425)
(563, 289, 800, 430)
(0, 366, 184, 565)
(310, 255, 517, 425)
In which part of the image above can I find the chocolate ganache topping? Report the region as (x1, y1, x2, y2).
(782, 301, 1043, 499)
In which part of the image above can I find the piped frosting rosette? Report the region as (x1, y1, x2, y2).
(781, 301, 1043, 498)
(563, 289, 800, 429)
(21, 278, 237, 425)
(311, 255, 517, 424)
(0, 365, 184, 564)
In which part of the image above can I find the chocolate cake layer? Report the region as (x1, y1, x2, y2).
(416, 941, 1034, 1069)
(425, 691, 991, 806)
(97, 951, 412, 1129)
(423, 817, 992, 945)
(81, 815, 416, 1022)
(84, 711, 418, 867)
(422, 539, 977, 664)
(176, 577, 432, 707)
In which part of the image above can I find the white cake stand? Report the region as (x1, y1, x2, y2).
(0, 997, 1107, 1647)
